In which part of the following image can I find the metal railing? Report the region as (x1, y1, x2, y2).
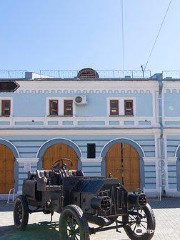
(39, 69, 152, 79)
(162, 71, 180, 79)
(0, 70, 27, 79)
(2, 69, 180, 80)
(0, 69, 152, 79)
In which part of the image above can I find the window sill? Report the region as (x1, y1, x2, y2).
(109, 115, 134, 117)
(47, 115, 73, 117)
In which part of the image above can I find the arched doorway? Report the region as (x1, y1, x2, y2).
(0, 144, 15, 193)
(105, 142, 140, 191)
(43, 143, 78, 170)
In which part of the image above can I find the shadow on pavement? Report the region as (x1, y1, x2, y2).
(0, 221, 60, 240)
(0, 202, 13, 212)
(149, 198, 180, 209)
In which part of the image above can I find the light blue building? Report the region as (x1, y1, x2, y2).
(0, 68, 179, 198)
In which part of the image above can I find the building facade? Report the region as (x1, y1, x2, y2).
(0, 69, 180, 198)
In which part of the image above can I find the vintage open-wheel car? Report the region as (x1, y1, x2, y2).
(13, 158, 155, 240)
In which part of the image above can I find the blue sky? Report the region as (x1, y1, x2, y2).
(0, 0, 178, 72)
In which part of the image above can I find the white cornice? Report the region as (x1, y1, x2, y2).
(0, 128, 160, 135)
(11, 89, 154, 94)
(7, 80, 158, 94)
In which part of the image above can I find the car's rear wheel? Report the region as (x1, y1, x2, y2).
(123, 203, 155, 240)
(59, 205, 90, 240)
(13, 195, 29, 231)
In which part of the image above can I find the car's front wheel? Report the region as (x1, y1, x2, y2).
(13, 195, 29, 231)
(59, 205, 90, 240)
(123, 203, 155, 240)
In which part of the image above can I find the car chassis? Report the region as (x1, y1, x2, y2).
(13, 158, 155, 240)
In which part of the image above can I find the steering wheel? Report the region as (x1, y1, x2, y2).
(52, 158, 73, 172)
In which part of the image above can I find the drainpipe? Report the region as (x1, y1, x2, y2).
(158, 75, 166, 197)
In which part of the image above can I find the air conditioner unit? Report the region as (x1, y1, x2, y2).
(75, 95, 87, 105)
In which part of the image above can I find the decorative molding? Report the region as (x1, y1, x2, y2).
(36, 138, 82, 159)
(167, 157, 177, 162)
(143, 157, 157, 162)
(0, 128, 161, 136)
(17, 158, 39, 163)
(100, 137, 145, 158)
(0, 116, 155, 128)
(81, 157, 102, 163)
(14, 89, 154, 94)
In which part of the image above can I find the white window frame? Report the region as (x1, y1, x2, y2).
(0, 97, 13, 117)
(107, 97, 136, 116)
(46, 97, 76, 116)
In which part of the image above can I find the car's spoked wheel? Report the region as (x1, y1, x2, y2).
(15, 200, 23, 224)
(128, 208, 148, 235)
(14, 195, 29, 231)
(123, 203, 155, 240)
(59, 205, 90, 240)
(66, 215, 80, 240)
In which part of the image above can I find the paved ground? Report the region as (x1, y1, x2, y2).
(0, 198, 180, 240)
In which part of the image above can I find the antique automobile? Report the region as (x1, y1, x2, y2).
(13, 158, 155, 240)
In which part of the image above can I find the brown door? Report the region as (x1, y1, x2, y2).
(105, 143, 140, 191)
(0, 145, 14, 193)
(43, 144, 78, 170)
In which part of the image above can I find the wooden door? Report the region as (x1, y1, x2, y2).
(106, 143, 140, 191)
(0, 145, 14, 193)
(43, 144, 78, 170)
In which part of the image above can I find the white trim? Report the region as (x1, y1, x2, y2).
(162, 88, 165, 125)
(152, 91, 156, 125)
(16, 80, 159, 92)
(107, 97, 136, 117)
(0, 115, 156, 128)
(167, 157, 177, 162)
(143, 157, 157, 162)
(164, 130, 180, 135)
(166, 190, 180, 197)
(0, 137, 20, 158)
(119, 99, 124, 115)
(17, 158, 39, 163)
(100, 137, 145, 158)
(46, 97, 75, 117)
(46, 97, 59, 116)
(155, 135, 160, 191)
(164, 135, 169, 192)
(81, 157, 102, 163)
(0, 128, 161, 136)
(36, 137, 82, 158)
(61, 97, 76, 116)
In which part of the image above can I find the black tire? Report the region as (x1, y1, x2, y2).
(13, 195, 29, 231)
(59, 205, 90, 240)
(123, 203, 155, 240)
(43, 210, 52, 214)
